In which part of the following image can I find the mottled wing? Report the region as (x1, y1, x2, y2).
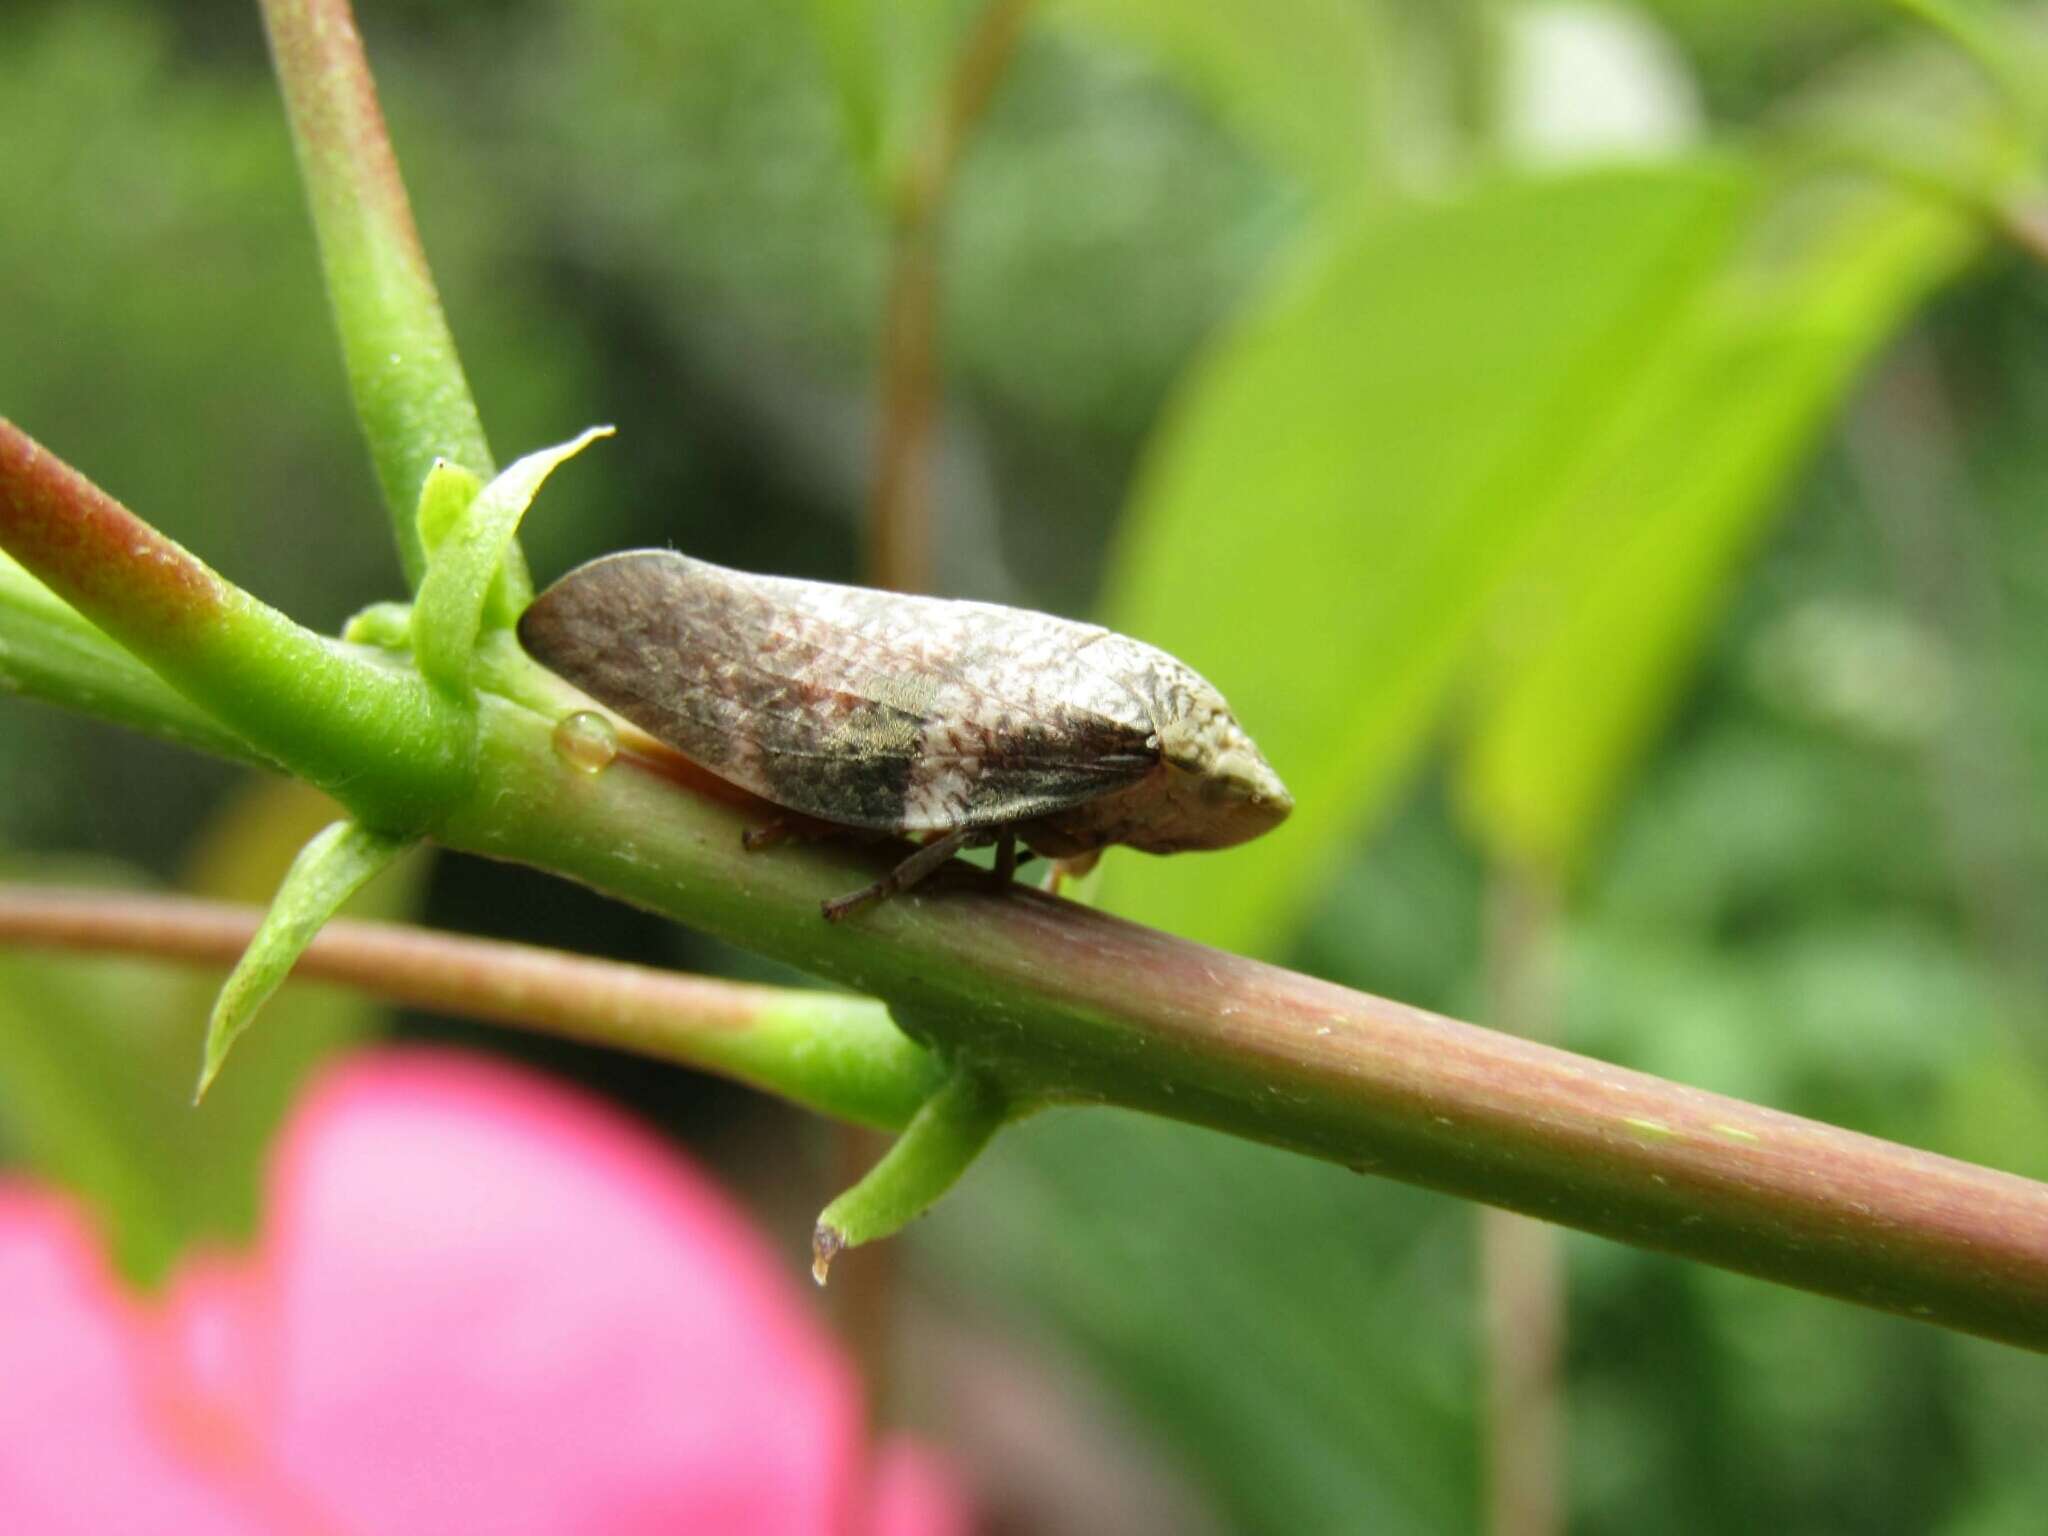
(516, 550, 1160, 833)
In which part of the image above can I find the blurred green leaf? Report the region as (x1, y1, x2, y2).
(0, 782, 428, 1284)
(1940, 1036, 2048, 1182)
(1880, 0, 2048, 157)
(0, 4, 601, 637)
(806, 0, 967, 200)
(921, 1109, 1475, 1536)
(0, 883, 191, 1272)
(1101, 163, 1753, 952)
(1047, 0, 1387, 204)
(1456, 177, 1975, 872)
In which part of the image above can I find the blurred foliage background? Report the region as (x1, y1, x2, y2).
(5, 0, 2048, 1531)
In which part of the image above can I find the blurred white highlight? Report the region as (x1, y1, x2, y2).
(1500, 2, 1702, 165)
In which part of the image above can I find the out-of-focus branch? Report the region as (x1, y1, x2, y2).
(0, 887, 942, 1133)
(855, 0, 1038, 1382)
(1479, 867, 1566, 1536)
(1850, 344, 2048, 1072)
(867, 0, 1037, 593)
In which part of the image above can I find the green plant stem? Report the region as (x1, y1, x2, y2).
(852, 0, 1036, 1379)
(814, 1070, 1009, 1281)
(4, 481, 2048, 1348)
(446, 690, 2048, 1351)
(0, 420, 469, 827)
(0, 888, 942, 1133)
(0, 556, 271, 768)
(257, 0, 526, 607)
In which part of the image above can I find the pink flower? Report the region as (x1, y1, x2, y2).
(0, 1050, 967, 1535)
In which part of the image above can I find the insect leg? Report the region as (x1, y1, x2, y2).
(821, 826, 975, 923)
(988, 832, 1044, 890)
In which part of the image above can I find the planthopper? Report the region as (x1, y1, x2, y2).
(517, 550, 1290, 920)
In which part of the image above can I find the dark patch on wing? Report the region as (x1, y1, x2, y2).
(947, 718, 1157, 829)
(520, 550, 1155, 832)
(754, 695, 919, 829)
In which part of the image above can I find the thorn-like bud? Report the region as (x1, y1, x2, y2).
(811, 1223, 845, 1287)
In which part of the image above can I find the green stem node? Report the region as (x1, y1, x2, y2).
(0, 421, 472, 828)
(812, 1068, 1010, 1284)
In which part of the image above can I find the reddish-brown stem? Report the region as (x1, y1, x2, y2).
(0, 420, 224, 644)
(853, 0, 1039, 1389)
(869, 220, 942, 595)
(0, 886, 940, 1133)
(0, 420, 466, 827)
(865, 0, 1037, 593)
(1850, 347, 2048, 1075)
(2005, 197, 2048, 263)
(262, 0, 427, 273)
(1480, 868, 1565, 1536)
(769, 864, 2048, 1353)
(0, 888, 745, 1031)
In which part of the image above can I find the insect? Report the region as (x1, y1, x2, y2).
(517, 550, 1291, 920)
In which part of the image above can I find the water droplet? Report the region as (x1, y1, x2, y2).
(552, 710, 616, 773)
